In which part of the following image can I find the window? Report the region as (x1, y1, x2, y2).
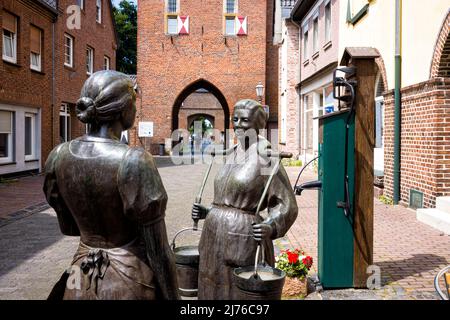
(225, 16, 236, 35)
(313, 17, 318, 54)
(2, 12, 17, 64)
(375, 99, 384, 149)
(0, 110, 13, 163)
(165, 0, 179, 35)
(30, 25, 42, 71)
(60, 104, 71, 143)
(226, 0, 237, 13)
(104, 56, 110, 70)
(303, 30, 308, 59)
(96, 0, 102, 23)
(167, 15, 178, 34)
(303, 95, 313, 151)
(323, 84, 335, 114)
(86, 46, 94, 75)
(167, 0, 177, 13)
(351, 0, 369, 16)
(24, 113, 36, 160)
(325, 2, 331, 43)
(224, 0, 238, 36)
(77, 0, 84, 10)
(64, 34, 74, 67)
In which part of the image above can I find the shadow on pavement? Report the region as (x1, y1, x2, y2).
(0, 211, 65, 277)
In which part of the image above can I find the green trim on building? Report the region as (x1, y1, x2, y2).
(346, 0, 370, 25)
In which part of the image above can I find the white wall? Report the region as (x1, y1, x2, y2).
(339, 0, 450, 89)
(0, 104, 41, 176)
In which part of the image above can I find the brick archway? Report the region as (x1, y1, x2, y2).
(375, 56, 388, 94)
(430, 10, 450, 78)
(172, 79, 230, 133)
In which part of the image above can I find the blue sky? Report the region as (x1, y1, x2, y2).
(111, 0, 137, 7)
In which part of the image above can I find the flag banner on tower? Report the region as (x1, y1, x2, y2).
(236, 16, 248, 35)
(178, 15, 189, 35)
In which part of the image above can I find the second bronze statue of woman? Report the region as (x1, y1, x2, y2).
(44, 70, 179, 300)
(192, 99, 298, 300)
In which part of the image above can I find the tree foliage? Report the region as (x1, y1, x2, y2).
(189, 117, 214, 135)
(113, 1, 137, 74)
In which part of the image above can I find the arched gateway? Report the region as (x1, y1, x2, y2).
(173, 79, 230, 134)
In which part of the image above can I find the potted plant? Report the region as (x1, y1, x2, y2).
(275, 248, 313, 298)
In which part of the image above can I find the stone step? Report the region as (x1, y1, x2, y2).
(436, 196, 450, 214)
(416, 208, 450, 235)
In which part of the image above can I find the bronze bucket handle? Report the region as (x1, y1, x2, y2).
(171, 227, 203, 251)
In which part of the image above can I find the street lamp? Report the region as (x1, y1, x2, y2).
(255, 82, 264, 103)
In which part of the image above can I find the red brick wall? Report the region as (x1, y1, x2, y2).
(53, 0, 117, 158)
(437, 29, 450, 78)
(137, 0, 270, 152)
(384, 78, 450, 208)
(1, 1, 119, 173)
(0, 0, 55, 170)
(430, 12, 450, 79)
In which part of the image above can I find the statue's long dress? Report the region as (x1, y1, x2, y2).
(197, 141, 298, 300)
(43, 136, 168, 300)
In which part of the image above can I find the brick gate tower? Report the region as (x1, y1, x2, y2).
(135, 0, 278, 154)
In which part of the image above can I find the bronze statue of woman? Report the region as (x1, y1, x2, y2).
(192, 99, 298, 300)
(44, 70, 179, 300)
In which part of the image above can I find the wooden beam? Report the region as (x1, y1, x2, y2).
(351, 58, 376, 288)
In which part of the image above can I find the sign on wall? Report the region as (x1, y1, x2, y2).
(138, 121, 154, 137)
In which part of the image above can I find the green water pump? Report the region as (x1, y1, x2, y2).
(294, 49, 378, 289)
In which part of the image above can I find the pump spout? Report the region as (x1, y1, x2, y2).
(294, 180, 322, 196)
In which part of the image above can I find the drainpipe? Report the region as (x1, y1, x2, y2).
(393, 0, 402, 204)
(290, 15, 302, 160)
(51, 20, 56, 149)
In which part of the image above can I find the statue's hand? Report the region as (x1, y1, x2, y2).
(192, 203, 208, 220)
(252, 223, 274, 242)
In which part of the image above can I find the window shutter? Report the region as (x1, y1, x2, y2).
(236, 16, 247, 36)
(0, 111, 12, 133)
(178, 15, 189, 35)
(3, 12, 16, 33)
(30, 26, 41, 54)
(375, 100, 383, 148)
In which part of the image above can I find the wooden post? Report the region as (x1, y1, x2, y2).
(341, 48, 379, 288)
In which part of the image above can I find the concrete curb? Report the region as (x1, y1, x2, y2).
(0, 202, 50, 228)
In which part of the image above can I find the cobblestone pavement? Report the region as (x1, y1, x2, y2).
(0, 159, 215, 300)
(284, 167, 450, 300)
(0, 175, 46, 220)
(0, 159, 449, 300)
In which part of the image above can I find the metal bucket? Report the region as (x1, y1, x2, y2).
(232, 245, 286, 300)
(171, 228, 201, 297)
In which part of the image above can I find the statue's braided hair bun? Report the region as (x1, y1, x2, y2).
(76, 96, 96, 124)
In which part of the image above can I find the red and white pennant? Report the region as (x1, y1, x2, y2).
(236, 16, 248, 36)
(178, 15, 189, 35)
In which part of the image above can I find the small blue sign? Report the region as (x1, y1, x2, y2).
(325, 106, 334, 114)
